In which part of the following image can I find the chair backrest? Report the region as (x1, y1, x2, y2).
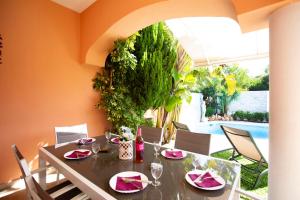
(175, 130, 211, 155)
(221, 125, 266, 162)
(11, 144, 31, 178)
(55, 123, 88, 144)
(172, 121, 190, 131)
(139, 126, 163, 144)
(12, 145, 53, 200)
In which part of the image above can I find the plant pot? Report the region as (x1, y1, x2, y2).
(118, 140, 133, 160)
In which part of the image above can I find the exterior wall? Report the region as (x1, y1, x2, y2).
(0, 0, 109, 184)
(81, 0, 238, 66)
(228, 91, 269, 113)
(81, 0, 289, 66)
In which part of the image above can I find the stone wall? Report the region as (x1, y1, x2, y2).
(228, 91, 269, 113)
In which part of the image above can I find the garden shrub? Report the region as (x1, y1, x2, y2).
(264, 112, 269, 122)
(254, 112, 265, 122)
(233, 111, 269, 122)
(205, 106, 215, 117)
(247, 111, 252, 121)
(233, 111, 244, 120)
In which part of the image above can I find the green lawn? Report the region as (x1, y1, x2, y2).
(211, 149, 268, 199)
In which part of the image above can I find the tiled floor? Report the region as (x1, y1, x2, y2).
(1, 189, 26, 200)
(0, 168, 63, 199)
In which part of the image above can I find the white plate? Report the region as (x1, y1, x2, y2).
(77, 137, 96, 145)
(109, 171, 149, 193)
(161, 149, 187, 160)
(185, 170, 225, 191)
(63, 149, 92, 160)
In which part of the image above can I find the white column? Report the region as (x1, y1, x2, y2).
(269, 2, 300, 199)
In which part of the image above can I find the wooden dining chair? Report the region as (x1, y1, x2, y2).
(172, 121, 190, 131)
(55, 123, 88, 144)
(11, 144, 89, 200)
(175, 130, 211, 155)
(139, 126, 163, 143)
(54, 123, 88, 181)
(24, 175, 53, 200)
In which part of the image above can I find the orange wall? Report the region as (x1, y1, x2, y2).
(80, 0, 164, 66)
(232, 0, 285, 14)
(81, 0, 237, 66)
(81, 0, 292, 67)
(0, 0, 109, 184)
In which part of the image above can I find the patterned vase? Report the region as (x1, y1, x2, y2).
(118, 140, 133, 160)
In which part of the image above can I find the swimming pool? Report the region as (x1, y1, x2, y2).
(193, 122, 269, 139)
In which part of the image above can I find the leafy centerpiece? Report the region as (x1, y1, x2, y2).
(118, 126, 134, 160)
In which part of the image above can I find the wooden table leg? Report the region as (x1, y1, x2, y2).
(39, 149, 47, 189)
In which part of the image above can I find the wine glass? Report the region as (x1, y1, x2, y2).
(92, 143, 100, 157)
(153, 141, 161, 157)
(192, 154, 200, 171)
(147, 186, 163, 200)
(151, 162, 163, 186)
(198, 156, 208, 170)
(105, 131, 111, 143)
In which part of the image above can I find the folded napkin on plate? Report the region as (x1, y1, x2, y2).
(111, 137, 120, 144)
(78, 138, 93, 145)
(165, 150, 183, 158)
(188, 172, 222, 188)
(116, 175, 143, 191)
(66, 150, 90, 159)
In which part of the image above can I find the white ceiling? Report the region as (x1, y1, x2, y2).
(51, 0, 96, 13)
(166, 17, 269, 66)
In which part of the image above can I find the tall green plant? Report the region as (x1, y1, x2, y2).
(249, 67, 269, 91)
(93, 23, 181, 134)
(195, 64, 251, 115)
(158, 45, 196, 143)
(126, 22, 178, 110)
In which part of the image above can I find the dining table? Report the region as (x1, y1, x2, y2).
(39, 135, 241, 200)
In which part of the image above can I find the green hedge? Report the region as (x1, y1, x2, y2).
(233, 111, 269, 122)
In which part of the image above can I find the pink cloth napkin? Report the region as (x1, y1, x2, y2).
(78, 138, 93, 145)
(165, 150, 183, 158)
(116, 175, 142, 191)
(66, 150, 90, 159)
(111, 137, 120, 144)
(188, 172, 222, 188)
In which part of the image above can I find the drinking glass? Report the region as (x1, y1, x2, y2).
(92, 143, 100, 156)
(192, 154, 200, 170)
(105, 131, 111, 143)
(151, 162, 163, 186)
(198, 156, 207, 170)
(153, 141, 161, 156)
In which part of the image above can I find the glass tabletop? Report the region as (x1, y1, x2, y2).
(44, 136, 240, 200)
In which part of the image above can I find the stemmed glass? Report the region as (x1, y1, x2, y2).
(192, 154, 201, 171)
(105, 131, 111, 143)
(91, 143, 100, 157)
(153, 141, 161, 157)
(151, 162, 163, 186)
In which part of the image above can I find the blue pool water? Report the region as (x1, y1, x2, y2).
(196, 122, 269, 139)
